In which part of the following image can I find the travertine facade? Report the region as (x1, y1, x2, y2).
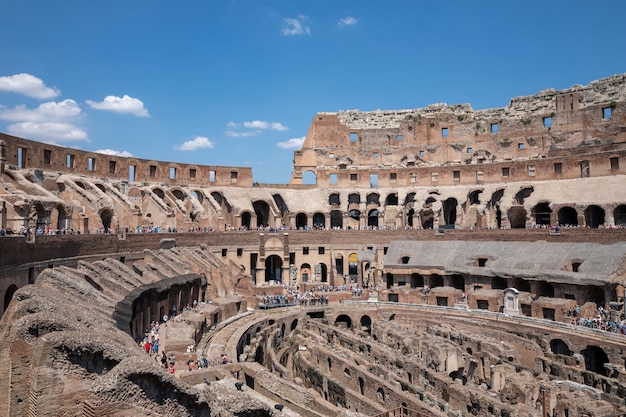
(1, 74, 626, 417)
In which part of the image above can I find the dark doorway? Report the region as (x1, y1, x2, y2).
(264, 255, 283, 283)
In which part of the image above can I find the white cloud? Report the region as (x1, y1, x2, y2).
(0, 73, 60, 99)
(175, 136, 215, 151)
(94, 148, 134, 157)
(281, 15, 311, 36)
(0, 99, 83, 122)
(277, 136, 305, 149)
(85, 95, 150, 117)
(8, 122, 88, 142)
(338, 16, 358, 27)
(228, 120, 289, 137)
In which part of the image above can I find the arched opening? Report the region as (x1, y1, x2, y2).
(56, 204, 69, 231)
(581, 346, 609, 375)
(420, 208, 434, 229)
(492, 277, 507, 290)
(587, 285, 605, 307)
(557, 206, 578, 226)
(512, 278, 531, 293)
(532, 202, 552, 226)
(100, 208, 114, 232)
(348, 253, 358, 281)
(190, 190, 204, 204)
(318, 263, 328, 283)
(495, 205, 502, 229)
(241, 211, 251, 229)
(451, 274, 465, 290)
(550, 339, 571, 356)
(302, 170, 317, 185)
(377, 388, 385, 404)
(300, 263, 311, 283)
(430, 274, 443, 288)
(31, 203, 50, 230)
(507, 206, 527, 229)
(290, 319, 298, 331)
(348, 193, 361, 204)
(313, 212, 325, 229)
(360, 315, 372, 334)
(335, 314, 352, 329)
(329, 193, 340, 206)
(468, 189, 482, 205)
(172, 189, 185, 200)
(443, 198, 457, 225)
(366, 193, 380, 205)
(614, 205, 626, 226)
(585, 205, 605, 228)
(253, 200, 270, 228)
(359, 377, 365, 395)
(385, 193, 398, 206)
(536, 281, 554, 298)
(4, 284, 18, 311)
(264, 255, 283, 283)
(295, 213, 307, 229)
(153, 188, 165, 200)
(367, 209, 379, 227)
(330, 210, 343, 229)
(95, 183, 106, 193)
(348, 210, 360, 229)
(515, 186, 534, 204)
(411, 273, 424, 288)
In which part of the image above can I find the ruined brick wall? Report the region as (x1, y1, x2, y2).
(291, 73, 626, 187)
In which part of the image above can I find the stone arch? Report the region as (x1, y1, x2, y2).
(190, 190, 204, 204)
(550, 339, 572, 356)
(290, 319, 298, 331)
(360, 315, 372, 335)
(377, 387, 385, 403)
(613, 204, 626, 226)
(99, 208, 114, 232)
(56, 204, 70, 231)
(581, 346, 609, 375)
(312, 212, 325, 229)
(507, 206, 527, 229)
(328, 193, 340, 206)
(404, 192, 416, 205)
(358, 377, 365, 395)
(367, 209, 379, 227)
(385, 193, 398, 206)
(430, 274, 443, 288)
(94, 183, 106, 193)
(302, 170, 317, 185)
(468, 189, 482, 205)
(532, 202, 552, 226)
(4, 284, 18, 312)
(584, 205, 605, 228)
(451, 274, 465, 290)
(171, 189, 185, 200)
(264, 255, 283, 283)
(515, 186, 534, 204)
(411, 273, 424, 288)
(31, 203, 50, 230)
(536, 281, 554, 298)
(348, 193, 361, 204)
(492, 276, 507, 290)
(366, 193, 380, 205)
(348, 253, 358, 277)
(152, 188, 165, 200)
(295, 213, 307, 229)
(512, 278, 531, 293)
(318, 263, 328, 283)
(347, 210, 360, 229)
(335, 314, 352, 329)
(252, 200, 270, 227)
(443, 198, 457, 225)
(300, 263, 311, 283)
(558, 206, 578, 226)
(330, 210, 343, 229)
(241, 211, 251, 229)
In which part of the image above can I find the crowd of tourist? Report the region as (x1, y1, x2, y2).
(568, 305, 626, 334)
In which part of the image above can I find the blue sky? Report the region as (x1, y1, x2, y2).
(1, 0, 625, 183)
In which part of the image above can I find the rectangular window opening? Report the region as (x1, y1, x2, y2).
(43, 149, 51, 165)
(518, 143, 525, 150)
(350, 173, 357, 182)
(373, 152, 379, 158)
(370, 174, 378, 188)
(109, 160, 116, 174)
(467, 147, 473, 154)
(527, 165, 536, 177)
(453, 170, 460, 180)
(149, 165, 157, 177)
(303, 247, 309, 255)
(190, 168, 196, 179)
(396, 135, 404, 141)
(410, 172, 418, 183)
(610, 157, 619, 170)
(603, 107, 612, 119)
(502, 167, 510, 177)
(221, 248, 227, 257)
(129, 165, 136, 183)
(349, 132, 358, 143)
(554, 162, 562, 174)
(66, 154, 75, 168)
(330, 174, 338, 185)
(441, 127, 449, 138)
(169, 167, 176, 179)
(390, 172, 397, 181)
(490, 123, 499, 133)
(237, 248, 243, 257)
(209, 170, 216, 182)
(543, 116, 552, 127)
(580, 161, 590, 178)
(419, 150, 425, 156)
(17, 147, 26, 168)
(88, 157, 95, 171)
(318, 247, 325, 254)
